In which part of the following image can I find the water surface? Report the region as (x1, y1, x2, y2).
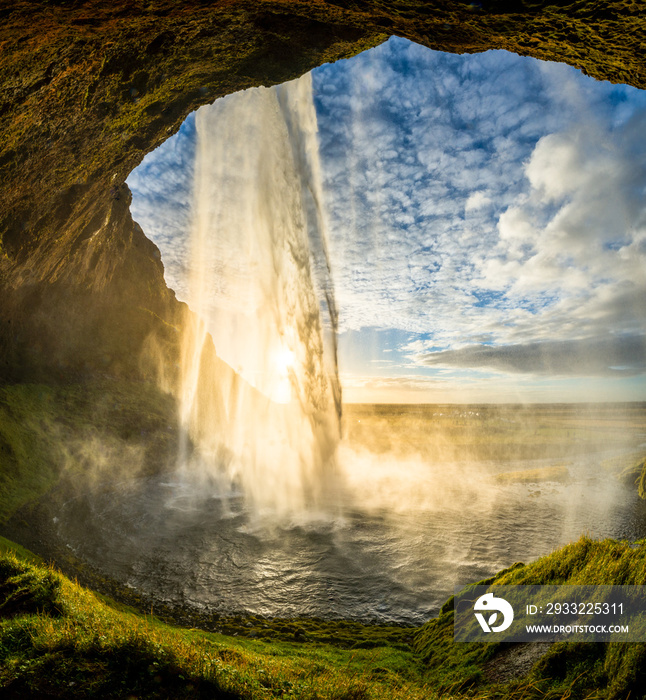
(56, 404, 646, 625)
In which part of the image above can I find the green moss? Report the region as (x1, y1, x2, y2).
(0, 378, 178, 524)
(0, 384, 63, 522)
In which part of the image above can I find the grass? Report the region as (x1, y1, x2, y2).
(4, 537, 646, 698)
(344, 403, 646, 463)
(0, 543, 431, 699)
(414, 537, 646, 699)
(0, 536, 42, 565)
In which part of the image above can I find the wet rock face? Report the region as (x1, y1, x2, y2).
(1, 0, 644, 379)
(0, 182, 180, 380)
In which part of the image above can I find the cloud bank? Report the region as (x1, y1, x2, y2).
(313, 38, 646, 387)
(421, 336, 646, 377)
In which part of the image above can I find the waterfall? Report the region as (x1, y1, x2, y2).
(177, 74, 342, 516)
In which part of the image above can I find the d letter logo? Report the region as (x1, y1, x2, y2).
(473, 592, 514, 633)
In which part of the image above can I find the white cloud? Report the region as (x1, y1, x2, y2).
(126, 113, 196, 301)
(421, 336, 646, 377)
(313, 38, 646, 378)
(127, 37, 646, 392)
(315, 41, 574, 344)
(465, 191, 491, 211)
(477, 107, 646, 354)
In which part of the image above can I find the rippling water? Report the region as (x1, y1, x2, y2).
(56, 441, 646, 625)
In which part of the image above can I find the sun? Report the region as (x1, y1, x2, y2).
(270, 345, 296, 403)
(274, 346, 296, 376)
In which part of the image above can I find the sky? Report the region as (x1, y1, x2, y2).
(128, 37, 646, 404)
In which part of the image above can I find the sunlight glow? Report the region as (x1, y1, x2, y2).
(270, 345, 296, 404)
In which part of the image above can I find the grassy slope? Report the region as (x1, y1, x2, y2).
(0, 543, 430, 700)
(344, 403, 646, 463)
(414, 537, 646, 699)
(4, 537, 646, 698)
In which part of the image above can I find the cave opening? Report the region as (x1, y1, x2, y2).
(42, 38, 646, 624)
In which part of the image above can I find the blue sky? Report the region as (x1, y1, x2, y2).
(128, 37, 646, 403)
